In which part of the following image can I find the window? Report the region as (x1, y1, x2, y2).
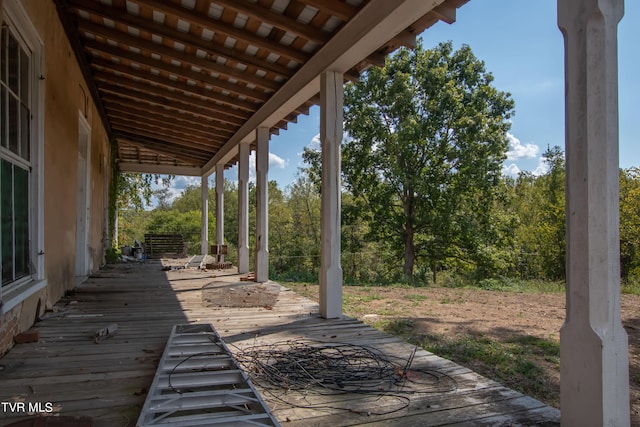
(0, 0, 45, 313)
(1, 24, 31, 287)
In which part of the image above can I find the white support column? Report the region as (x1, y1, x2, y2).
(319, 71, 343, 319)
(215, 164, 225, 261)
(558, 1, 629, 426)
(237, 141, 250, 274)
(255, 127, 269, 282)
(200, 175, 209, 256)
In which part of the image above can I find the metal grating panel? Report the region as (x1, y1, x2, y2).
(137, 324, 280, 427)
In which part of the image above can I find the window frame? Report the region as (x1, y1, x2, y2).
(0, 0, 45, 315)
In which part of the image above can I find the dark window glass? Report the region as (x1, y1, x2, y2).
(1, 159, 13, 286)
(20, 103, 29, 160)
(19, 46, 28, 103)
(7, 30, 18, 94)
(0, 86, 5, 149)
(8, 95, 18, 155)
(1, 26, 7, 85)
(14, 165, 29, 280)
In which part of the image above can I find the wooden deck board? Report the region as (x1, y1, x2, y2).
(0, 261, 560, 426)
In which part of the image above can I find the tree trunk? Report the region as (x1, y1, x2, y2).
(432, 262, 437, 284)
(403, 225, 415, 282)
(403, 192, 416, 283)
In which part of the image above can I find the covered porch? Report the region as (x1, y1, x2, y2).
(0, 0, 630, 424)
(0, 259, 560, 426)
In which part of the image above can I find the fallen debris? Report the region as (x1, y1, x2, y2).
(240, 273, 256, 281)
(15, 330, 39, 344)
(161, 265, 185, 271)
(94, 323, 118, 343)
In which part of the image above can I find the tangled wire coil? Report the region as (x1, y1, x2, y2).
(233, 340, 457, 415)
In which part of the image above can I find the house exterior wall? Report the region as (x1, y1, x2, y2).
(0, 0, 111, 355)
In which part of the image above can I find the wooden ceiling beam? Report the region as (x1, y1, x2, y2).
(113, 128, 216, 159)
(203, 0, 451, 173)
(431, 3, 457, 24)
(98, 87, 243, 129)
(131, 0, 309, 63)
(118, 161, 202, 176)
(296, 0, 357, 21)
(77, 20, 280, 92)
(111, 117, 220, 151)
(52, 0, 112, 136)
(96, 79, 246, 126)
(392, 31, 417, 49)
(116, 135, 210, 165)
(93, 71, 251, 121)
(84, 39, 269, 102)
(103, 100, 235, 137)
(107, 110, 225, 145)
(102, 92, 237, 132)
(67, 0, 294, 79)
(91, 57, 260, 112)
(212, 0, 330, 44)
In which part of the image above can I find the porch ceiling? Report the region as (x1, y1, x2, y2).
(54, 0, 468, 176)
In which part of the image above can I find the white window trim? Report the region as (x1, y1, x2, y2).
(0, 0, 45, 315)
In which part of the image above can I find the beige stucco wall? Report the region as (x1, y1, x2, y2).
(0, 0, 111, 354)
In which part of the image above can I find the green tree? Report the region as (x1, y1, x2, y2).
(284, 172, 321, 277)
(620, 167, 640, 279)
(340, 42, 515, 282)
(117, 173, 172, 210)
(172, 184, 202, 213)
(509, 146, 566, 280)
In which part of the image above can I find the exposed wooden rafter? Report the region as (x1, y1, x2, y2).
(54, 0, 468, 173)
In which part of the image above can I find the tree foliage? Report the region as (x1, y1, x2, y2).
(620, 167, 640, 279)
(508, 147, 566, 280)
(341, 41, 514, 281)
(117, 162, 640, 286)
(117, 173, 173, 210)
(114, 43, 640, 289)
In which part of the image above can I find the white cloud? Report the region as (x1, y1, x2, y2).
(506, 132, 539, 160)
(245, 151, 287, 182)
(309, 133, 321, 150)
(269, 152, 287, 169)
(502, 163, 521, 177)
(172, 176, 200, 190)
(531, 157, 549, 176)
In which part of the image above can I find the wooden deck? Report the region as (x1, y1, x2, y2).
(0, 260, 560, 426)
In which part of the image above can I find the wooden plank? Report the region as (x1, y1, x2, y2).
(0, 261, 559, 427)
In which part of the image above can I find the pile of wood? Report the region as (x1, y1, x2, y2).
(204, 261, 233, 270)
(144, 234, 185, 258)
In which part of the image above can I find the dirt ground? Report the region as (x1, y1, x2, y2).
(287, 283, 640, 424)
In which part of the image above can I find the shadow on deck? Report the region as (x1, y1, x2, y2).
(0, 260, 560, 426)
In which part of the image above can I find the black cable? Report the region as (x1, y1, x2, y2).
(232, 340, 458, 415)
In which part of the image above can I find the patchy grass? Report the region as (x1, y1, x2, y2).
(419, 333, 560, 407)
(283, 279, 639, 422)
(405, 293, 427, 302)
(437, 273, 565, 294)
(622, 278, 640, 295)
(373, 319, 561, 407)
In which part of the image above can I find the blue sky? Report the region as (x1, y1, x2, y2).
(169, 1, 639, 198)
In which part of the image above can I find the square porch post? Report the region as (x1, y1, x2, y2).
(255, 127, 269, 282)
(200, 175, 208, 256)
(558, 0, 630, 425)
(215, 163, 224, 261)
(237, 141, 250, 274)
(319, 70, 343, 319)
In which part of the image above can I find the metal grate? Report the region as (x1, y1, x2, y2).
(137, 324, 280, 427)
